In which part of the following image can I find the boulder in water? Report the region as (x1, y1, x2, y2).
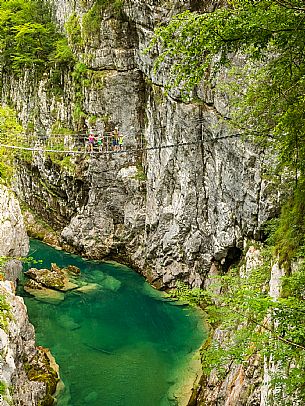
(25, 265, 65, 290)
(25, 263, 79, 292)
(102, 275, 121, 292)
(58, 315, 80, 330)
(63, 265, 81, 275)
(24, 279, 44, 290)
(84, 391, 98, 403)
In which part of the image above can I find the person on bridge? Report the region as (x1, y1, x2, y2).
(118, 132, 124, 150)
(112, 127, 119, 151)
(97, 134, 104, 152)
(88, 133, 95, 152)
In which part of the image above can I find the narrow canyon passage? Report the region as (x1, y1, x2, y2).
(19, 240, 206, 406)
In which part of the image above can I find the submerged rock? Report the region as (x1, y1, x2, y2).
(24, 284, 65, 304)
(84, 391, 98, 403)
(102, 275, 121, 292)
(57, 315, 80, 331)
(76, 283, 101, 294)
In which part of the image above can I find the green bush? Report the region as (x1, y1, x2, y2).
(65, 13, 83, 49)
(271, 180, 305, 264)
(0, 294, 11, 331)
(0, 381, 6, 395)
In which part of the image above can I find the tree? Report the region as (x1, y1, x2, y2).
(150, 0, 305, 179)
(0, 0, 73, 72)
(171, 259, 305, 404)
(0, 105, 24, 182)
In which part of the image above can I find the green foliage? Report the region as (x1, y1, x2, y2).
(0, 105, 23, 135)
(73, 103, 87, 127)
(172, 252, 305, 402)
(71, 62, 89, 128)
(51, 155, 77, 174)
(135, 163, 147, 181)
(0, 380, 6, 395)
(261, 175, 305, 265)
(0, 105, 25, 183)
(82, 3, 102, 43)
(149, 1, 305, 176)
(48, 69, 65, 97)
(65, 12, 83, 49)
(78, 0, 124, 44)
(112, 0, 124, 16)
(200, 262, 271, 372)
(0, 0, 69, 72)
(88, 115, 98, 126)
(282, 265, 305, 300)
(50, 38, 75, 65)
(0, 294, 11, 331)
(271, 182, 305, 263)
(51, 122, 74, 136)
(72, 62, 88, 82)
(168, 281, 210, 307)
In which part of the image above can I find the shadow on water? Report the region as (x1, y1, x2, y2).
(19, 240, 207, 406)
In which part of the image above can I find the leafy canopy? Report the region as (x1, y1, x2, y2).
(150, 0, 305, 175)
(0, 105, 24, 182)
(0, 0, 73, 72)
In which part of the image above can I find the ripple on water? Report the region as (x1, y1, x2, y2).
(20, 240, 207, 406)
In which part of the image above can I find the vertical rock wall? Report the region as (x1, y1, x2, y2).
(0, 281, 58, 406)
(0, 186, 29, 281)
(0, 186, 58, 405)
(4, 0, 275, 288)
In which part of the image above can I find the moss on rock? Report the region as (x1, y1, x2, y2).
(25, 347, 60, 406)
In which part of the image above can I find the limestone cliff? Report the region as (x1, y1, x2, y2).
(0, 1, 283, 405)
(2, 0, 276, 289)
(0, 186, 58, 405)
(0, 186, 29, 282)
(0, 281, 58, 406)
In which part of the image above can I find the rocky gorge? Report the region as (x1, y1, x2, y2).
(0, 0, 293, 405)
(4, 0, 275, 288)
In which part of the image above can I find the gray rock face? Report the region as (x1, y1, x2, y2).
(0, 186, 28, 258)
(0, 189, 58, 405)
(15, 155, 90, 232)
(6, 0, 275, 288)
(0, 281, 55, 406)
(0, 186, 29, 282)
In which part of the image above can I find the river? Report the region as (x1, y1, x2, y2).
(20, 240, 207, 406)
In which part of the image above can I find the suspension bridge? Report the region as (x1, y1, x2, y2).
(0, 130, 242, 156)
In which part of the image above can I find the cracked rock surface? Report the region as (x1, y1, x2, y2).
(5, 0, 276, 287)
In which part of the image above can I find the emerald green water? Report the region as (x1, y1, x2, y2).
(20, 240, 206, 406)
